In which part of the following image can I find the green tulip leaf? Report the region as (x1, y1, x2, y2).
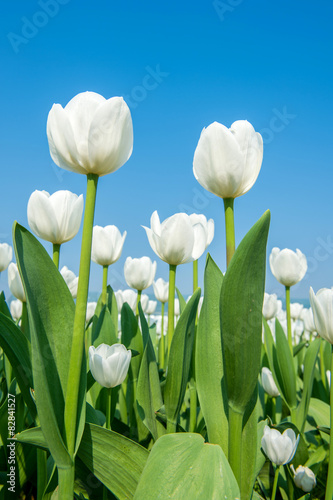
(221, 210, 270, 414)
(92, 285, 118, 337)
(0, 312, 36, 419)
(91, 305, 118, 347)
(195, 254, 228, 454)
(295, 338, 320, 432)
(176, 287, 186, 315)
(77, 423, 149, 499)
(136, 304, 165, 440)
(308, 397, 330, 443)
(164, 289, 201, 428)
(0, 292, 11, 319)
(133, 433, 240, 499)
(274, 319, 297, 410)
(13, 222, 86, 467)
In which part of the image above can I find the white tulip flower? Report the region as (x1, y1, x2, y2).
(263, 293, 279, 320)
(269, 248, 307, 287)
(146, 300, 157, 315)
(290, 302, 304, 320)
(301, 308, 316, 334)
(27, 190, 83, 245)
(116, 289, 137, 312)
(8, 263, 26, 302)
(143, 211, 207, 266)
(291, 465, 316, 492)
(261, 426, 299, 465)
(91, 225, 126, 266)
(86, 302, 97, 323)
(10, 299, 23, 321)
(309, 287, 333, 344)
(261, 367, 280, 397)
(47, 92, 133, 176)
(153, 278, 169, 303)
(193, 120, 263, 199)
(89, 343, 131, 388)
(0, 243, 12, 272)
(189, 214, 214, 259)
(60, 266, 78, 299)
(124, 257, 156, 291)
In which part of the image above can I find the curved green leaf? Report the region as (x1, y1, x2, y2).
(274, 319, 297, 410)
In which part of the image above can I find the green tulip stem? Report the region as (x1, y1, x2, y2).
(52, 243, 61, 269)
(223, 198, 235, 268)
(36, 448, 47, 500)
(325, 345, 333, 500)
(189, 379, 197, 432)
(136, 290, 142, 318)
(193, 259, 198, 293)
(167, 264, 177, 354)
(271, 465, 281, 500)
(228, 406, 243, 488)
(21, 301, 28, 337)
(320, 339, 328, 392)
(159, 302, 165, 369)
(285, 286, 293, 354)
(106, 388, 112, 430)
(271, 397, 276, 424)
(102, 265, 108, 306)
(58, 466, 75, 500)
(64, 173, 98, 462)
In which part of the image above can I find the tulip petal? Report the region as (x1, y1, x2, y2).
(191, 222, 207, 261)
(158, 214, 195, 265)
(27, 191, 59, 243)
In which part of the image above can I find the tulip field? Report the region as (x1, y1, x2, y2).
(0, 91, 332, 499)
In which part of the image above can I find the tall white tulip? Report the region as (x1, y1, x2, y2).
(60, 266, 78, 299)
(47, 91, 133, 176)
(269, 248, 307, 287)
(153, 278, 169, 303)
(193, 120, 263, 199)
(261, 426, 299, 465)
(124, 257, 156, 291)
(8, 263, 26, 302)
(91, 225, 126, 266)
(0, 243, 12, 272)
(309, 288, 333, 344)
(27, 190, 83, 245)
(89, 343, 131, 388)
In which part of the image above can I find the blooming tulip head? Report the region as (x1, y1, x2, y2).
(124, 256, 156, 291)
(291, 465, 316, 492)
(0, 243, 12, 272)
(193, 120, 263, 199)
(27, 190, 83, 245)
(262, 293, 279, 321)
(8, 263, 26, 302)
(89, 343, 131, 388)
(143, 211, 207, 266)
(269, 248, 307, 287)
(261, 367, 280, 397)
(309, 287, 333, 344)
(115, 289, 137, 312)
(153, 278, 169, 303)
(60, 266, 78, 299)
(47, 91, 133, 176)
(261, 425, 299, 465)
(91, 225, 126, 266)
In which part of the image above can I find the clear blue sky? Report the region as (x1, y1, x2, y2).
(1, 0, 332, 301)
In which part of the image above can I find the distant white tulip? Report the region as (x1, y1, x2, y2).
(193, 120, 263, 199)
(261, 367, 280, 397)
(291, 465, 316, 492)
(263, 293, 279, 320)
(0, 243, 12, 272)
(290, 302, 304, 320)
(27, 190, 83, 244)
(153, 278, 169, 303)
(8, 263, 26, 302)
(146, 300, 157, 315)
(124, 257, 156, 291)
(91, 225, 126, 266)
(301, 308, 316, 333)
(143, 211, 207, 266)
(89, 343, 131, 388)
(47, 92, 133, 176)
(261, 426, 299, 465)
(140, 293, 149, 312)
(174, 298, 180, 317)
(86, 302, 97, 323)
(309, 287, 333, 344)
(60, 266, 78, 299)
(10, 299, 22, 321)
(116, 289, 137, 312)
(269, 248, 307, 287)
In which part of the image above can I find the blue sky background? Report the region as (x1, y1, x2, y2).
(0, 0, 332, 302)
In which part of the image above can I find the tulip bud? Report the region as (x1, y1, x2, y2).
(0, 243, 12, 272)
(153, 278, 169, 303)
(47, 92, 133, 176)
(8, 263, 26, 302)
(261, 425, 299, 465)
(10, 299, 23, 321)
(89, 343, 131, 388)
(193, 120, 263, 199)
(309, 287, 333, 344)
(91, 225, 126, 266)
(269, 248, 307, 287)
(291, 465, 316, 492)
(27, 190, 83, 244)
(261, 367, 280, 397)
(124, 256, 156, 291)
